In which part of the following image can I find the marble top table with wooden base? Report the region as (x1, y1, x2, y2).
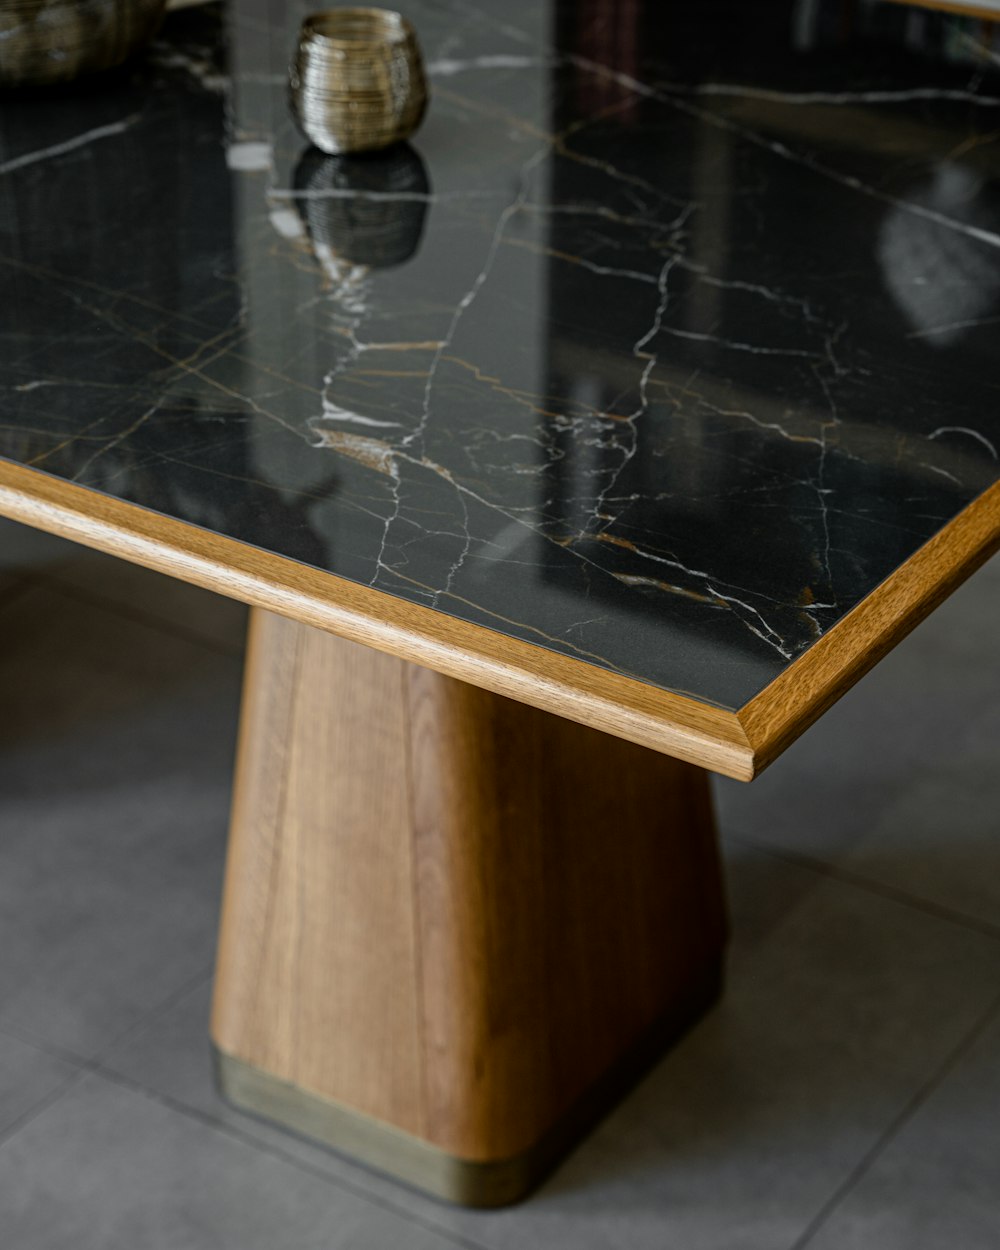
(2, 0, 999, 1208)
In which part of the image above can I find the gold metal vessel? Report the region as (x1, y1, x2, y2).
(0, 0, 168, 87)
(289, 8, 428, 154)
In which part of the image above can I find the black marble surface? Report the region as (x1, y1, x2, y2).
(2, 0, 1000, 709)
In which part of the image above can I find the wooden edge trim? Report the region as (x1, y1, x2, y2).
(0, 459, 754, 780)
(882, 0, 1000, 22)
(740, 480, 1000, 776)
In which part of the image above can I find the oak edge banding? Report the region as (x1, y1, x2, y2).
(740, 479, 1000, 774)
(5, 460, 996, 782)
(883, 0, 1000, 22)
(0, 459, 753, 779)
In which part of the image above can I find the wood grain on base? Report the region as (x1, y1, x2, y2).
(213, 612, 425, 1132)
(211, 610, 728, 1164)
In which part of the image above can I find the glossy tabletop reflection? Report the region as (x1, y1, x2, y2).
(2, 0, 1000, 711)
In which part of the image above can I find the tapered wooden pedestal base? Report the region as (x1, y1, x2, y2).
(211, 610, 728, 1206)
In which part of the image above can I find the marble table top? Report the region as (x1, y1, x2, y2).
(2, 0, 999, 727)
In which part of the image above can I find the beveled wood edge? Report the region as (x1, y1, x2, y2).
(740, 479, 1000, 774)
(0, 458, 754, 779)
(883, 0, 1000, 21)
(5, 459, 996, 782)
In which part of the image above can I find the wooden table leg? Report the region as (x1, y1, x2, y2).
(211, 608, 728, 1207)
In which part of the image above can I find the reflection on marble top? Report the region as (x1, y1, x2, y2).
(2, 0, 1000, 710)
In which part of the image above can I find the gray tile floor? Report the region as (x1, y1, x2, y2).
(0, 518, 998, 1248)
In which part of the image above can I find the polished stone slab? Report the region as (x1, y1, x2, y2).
(2, 0, 999, 709)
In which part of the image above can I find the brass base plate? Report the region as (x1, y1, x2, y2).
(214, 958, 723, 1208)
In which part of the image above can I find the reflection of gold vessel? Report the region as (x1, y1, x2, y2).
(293, 143, 431, 271)
(0, 0, 167, 86)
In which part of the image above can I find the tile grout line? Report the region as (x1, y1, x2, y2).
(0, 1069, 89, 1152)
(788, 987, 1000, 1250)
(67, 1064, 493, 1250)
(0, 1023, 96, 1074)
(93, 962, 219, 1064)
(724, 827, 1000, 943)
(0, 962, 217, 1074)
(0, 995, 495, 1250)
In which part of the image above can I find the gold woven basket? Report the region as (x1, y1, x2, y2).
(289, 8, 428, 154)
(0, 0, 168, 87)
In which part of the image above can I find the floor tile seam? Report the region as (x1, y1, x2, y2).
(0, 1021, 96, 1070)
(787, 987, 1000, 1250)
(0, 1019, 493, 1245)
(31, 569, 247, 659)
(0, 963, 217, 1074)
(77, 1063, 496, 1250)
(93, 963, 218, 1069)
(0, 1067, 89, 1153)
(722, 829, 1000, 944)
